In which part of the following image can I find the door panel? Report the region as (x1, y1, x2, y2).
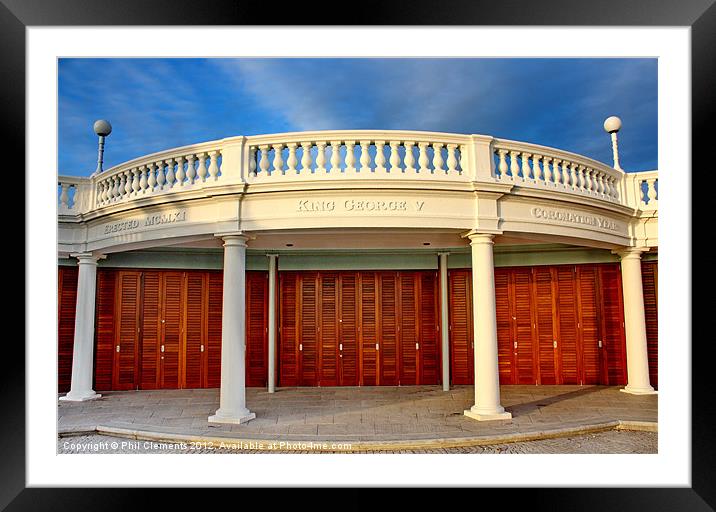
(577, 266, 602, 385)
(114, 271, 141, 390)
(159, 272, 183, 389)
(94, 269, 116, 392)
(299, 272, 319, 386)
(319, 272, 339, 386)
(58, 267, 78, 393)
(642, 261, 658, 389)
(279, 272, 298, 387)
(599, 264, 627, 385)
(206, 272, 223, 388)
(495, 268, 514, 384)
(359, 273, 379, 385)
(512, 268, 536, 384)
(448, 270, 472, 385)
(418, 272, 440, 385)
(555, 266, 580, 384)
(533, 267, 557, 384)
(339, 273, 359, 386)
(246, 271, 268, 387)
(184, 272, 206, 389)
(399, 272, 418, 385)
(378, 273, 399, 386)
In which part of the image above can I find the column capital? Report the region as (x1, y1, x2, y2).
(266, 253, 279, 259)
(215, 232, 251, 246)
(462, 231, 495, 245)
(437, 251, 451, 257)
(612, 247, 649, 260)
(70, 252, 106, 264)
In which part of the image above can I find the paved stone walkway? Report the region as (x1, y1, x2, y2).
(58, 385, 657, 444)
(58, 430, 657, 454)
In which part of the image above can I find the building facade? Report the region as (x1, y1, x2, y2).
(57, 129, 658, 424)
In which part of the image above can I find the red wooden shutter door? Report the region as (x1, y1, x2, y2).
(399, 272, 418, 385)
(278, 272, 298, 386)
(533, 267, 557, 384)
(94, 269, 116, 391)
(494, 268, 514, 384)
(448, 270, 472, 385)
(512, 268, 536, 384)
(419, 271, 440, 385)
(246, 271, 268, 387)
(58, 266, 78, 393)
(159, 272, 183, 389)
(184, 271, 206, 389)
(379, 272, 399, 386)
(599, 264, 627, 385)
(554, 266, 580, 384)
(114, 271, 141, 390)
(360, 273, 379, 385)
(577, 266, 602, 385)
(319, 272, 339, 386)
(339, 273, 359, 386)
(642, 261, 658, 389)
(299, 272, 318, 386)
(206, 271, 223, 388)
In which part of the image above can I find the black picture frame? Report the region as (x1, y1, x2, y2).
(9, 0, 710, 509)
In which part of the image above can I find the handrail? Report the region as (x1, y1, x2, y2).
(57, 130, 658, 216)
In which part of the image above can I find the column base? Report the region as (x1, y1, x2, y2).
(59, 392, 101, 402)
(621, 386, 658, 395)
(208, 409, 256, 425)
(464, 405, 512, 422)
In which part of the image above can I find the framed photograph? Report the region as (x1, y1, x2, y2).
(12, 0, 709, 507)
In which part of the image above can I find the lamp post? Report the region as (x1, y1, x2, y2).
(93, 119, 112, 175)
(603, 116, 622, 171)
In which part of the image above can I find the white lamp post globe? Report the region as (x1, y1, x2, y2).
(93, 119, 112, 137)
(603, 116, 622, 134)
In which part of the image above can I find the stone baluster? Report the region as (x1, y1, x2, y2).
(584, 168, 594, 193)
(95, 183, 103, 206)
(248, 148, 257, 176)
(329, 141, 341, 173)
(258, 146, 270, 176)
(156, 161, 166, 190)
(553, 159, 562, 185)
(575, 165, 586, 191)
(115, 174, 124, 199)
(521, 153, 532, 181)
(417, 143, 430, 173)
(175, 156, 186, 186)
(316, 142, 327, 174)
(208, 151, 220, 180)
(111, 175, 120, 201)
(359, 141, 371, 173)
(131, 168, 140, 196)
(185, 156, 196, 184)
(532, 154, 542, 182)
(272, 144, 284, 175)
(122, 170, 131, 197)
(375, 141, 387, 173)
(196, 153, 208, 182)
(165, 159, 175, 189)
(647, 178, 658, 204)
(300, 142, 313, 173)
(147, 162, 157, 191)
(447, 144, 458, 174)
(509, 151, 520, 180)
(432, 143, 445, 174)
(59, 183, 70, 208)
(139, 165, 148, 193)
(389, 141, 401, 173)
(497, 149, 508, 179)
(544, 157, 553, 184)
(345, 141, 356, 173)
(286, 143, 298, 174)
(566, 162, 576, 189)
(404, 142, 416, 173)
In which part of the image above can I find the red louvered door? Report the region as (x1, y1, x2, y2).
(58, 266, 78, 393)
(448, 270, 473, 385)
(642, 261, 658, 389)
(278, 272, 298, 386)
(598, 264, 627, 385)
(94, 269, 116, 391)
(319, 272, 339, 386)
(398, 272, 418, 385)
(512, 268, 536, 384)
(183, 271, 206, 389)
(338, 273, 359, 386)
(378, 272, 399, 386)
(495, 268, 514, 384)
(159, 272, 183, 389)
(359, 273, 379, 385)
(577, 266, 602, 384)
(113, 271, 141, 390)
(554, 266, 580, 384)
(139, 271, 160, 389)
(246, 271, 268, 387)
(533, 267, 557, 384)
(418, 271, 440, 385)
(298, 272, 319, 386)
(206, 271, 223, 388)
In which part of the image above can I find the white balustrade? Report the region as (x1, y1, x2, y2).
(59, 131, 655, 215)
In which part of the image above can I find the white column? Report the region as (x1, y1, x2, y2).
(267, 253, 278, 393)
(464, 233, 512, 421)
(617, 248, 657, 395)
(60, 253, 104, 401)
(209, 235, 256, 424)
(438, 252, 450, 391)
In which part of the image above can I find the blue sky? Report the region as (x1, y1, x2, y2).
(58, 58, 657, 175)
